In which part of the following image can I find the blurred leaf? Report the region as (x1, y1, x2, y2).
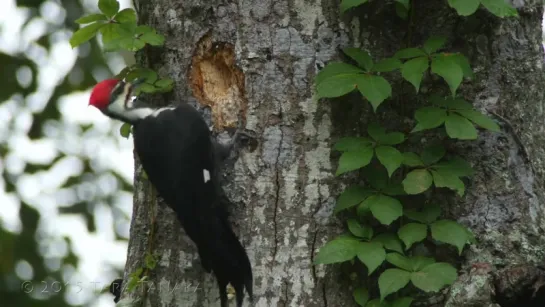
(120, 123, 132, 138)
(70, 22, 106, 48)
(75, 14, 107, 24)
(99, 0, 120, 17)
(115, 8, 137, 23)
(341, 0, 369, 13)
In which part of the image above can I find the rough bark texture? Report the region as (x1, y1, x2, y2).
(120, 0, 545, 306)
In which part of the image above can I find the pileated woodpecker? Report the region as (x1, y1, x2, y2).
(88, 78, 253, 307)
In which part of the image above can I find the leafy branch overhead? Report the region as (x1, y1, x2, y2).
(314, 0, 516, 306)
(71, 0, 174, 138)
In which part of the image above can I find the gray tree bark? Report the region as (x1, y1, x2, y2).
(119, 0, 545, 306)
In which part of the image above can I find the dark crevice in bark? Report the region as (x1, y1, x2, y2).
(271, 125, 284, 263)
(322, 282, 328, 307)
(283, 280, 290, 306)
(310, 227, 319, 284)
(494, 265, 545, 307)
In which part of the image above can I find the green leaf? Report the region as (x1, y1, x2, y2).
(398, 223, 428, 250)
(386, 253, 413, 271)
(410, 262, 457, 292)
(99, 0, 120, 17)
(315, 62, 364, 86)
(402, 152, 424, 167)
(401, 57, 429, 93)
(116, 297, 140, 307)
(410, 256, 436, 271)
(353, 288, 369, 307)
(75, 14, 107, 24)
(423, 36, 447, 54)
(413, 106, 447, 132)
(431, 220, 470, 254)
(402, 169, 433, 194)
(373, 58, 402, 72)
(431, 96, 473, 110)
(99, 23, 120, 43)
(314, 236, 360, 264)
(140, 31, 165, 46)
(336, 148, 374, 176)
(379, 269, 411, 300)
(340, 0, 369, 13)
(334, 137, 373, 152)
(391, 297, 414, 307)
(155, 78, 174, 88)
(395, 48, 427, 59)
(455, 109, 500, 132)
(372, 233, 404, 254)
(367, 123, 405, 145)
(70, 22, 106, 48)
(375, 146, 403, 177)
(364, 194, 403, 225)
(356, 75, 392, 111)
(335, 186, 373, 213)
(447, 0, 481, 16)
(383, 182, 406, 196)
(431, 169, 465, 196)
(432, 157, 474, 177)
(343, 47, 374, 71)
(126, 68, 158, 84)
(451, 53, 474, 78)
(144, 253, 156, 269)
(347, 219, 373, 239)
(357, 201, 371, 217)
(357, 242, 386, 274)
(115, 8, 137, 23)
(139, 84, 158, 94)
(480, 0, 518, 17)
(431, 54, 463, 96)
(395, 2, 409, 19)
(366, 299, 389, 307)
(119, 123, 131, 138)
(445, 113, 478, 139)
(395, 0, 410, 9)
(404, 204, 441, 224)
(421, 144, 446, 165)
(316, 74, 359, 98)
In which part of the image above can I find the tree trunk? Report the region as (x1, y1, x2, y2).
(120, 0, 545, 306)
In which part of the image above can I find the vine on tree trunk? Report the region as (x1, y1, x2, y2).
(69, 0, 520, 306)
(314, 1, 517, 306)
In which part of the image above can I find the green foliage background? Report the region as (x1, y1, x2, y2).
(1, 0, 134, 306)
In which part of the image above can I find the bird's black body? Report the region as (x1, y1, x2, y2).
(132, 103, 253, 307)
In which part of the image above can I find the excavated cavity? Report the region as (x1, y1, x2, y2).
(188, 32, 247, 131)
(494, 265, 545, 307)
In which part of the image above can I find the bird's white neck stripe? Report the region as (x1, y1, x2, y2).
(106, 94, 176, 122)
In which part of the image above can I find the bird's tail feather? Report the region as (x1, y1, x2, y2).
(177, 206, 253, 307)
